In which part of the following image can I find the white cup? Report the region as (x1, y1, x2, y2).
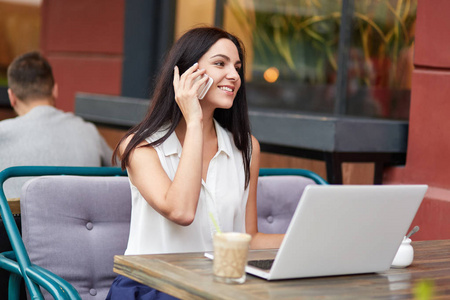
(391, 237, 414, 268)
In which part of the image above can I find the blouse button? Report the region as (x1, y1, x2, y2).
(267, 216, 274, 223)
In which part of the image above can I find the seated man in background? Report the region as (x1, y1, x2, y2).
(0, 51, 113, 198)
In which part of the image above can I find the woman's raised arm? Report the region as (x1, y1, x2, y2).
(122, 64, 209, 226)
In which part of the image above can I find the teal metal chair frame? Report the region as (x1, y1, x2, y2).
(259, 168, 328, 185)
(0, 166, 127, 300)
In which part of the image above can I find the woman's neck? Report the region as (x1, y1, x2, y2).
(175, 116, 216, 146)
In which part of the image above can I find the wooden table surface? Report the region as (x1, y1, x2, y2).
(7, 198, 20, 215)
(114, 240, 450, 299)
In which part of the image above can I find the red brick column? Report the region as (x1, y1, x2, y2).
(384, 0, 450, 240)
(40, 0, 125, 112)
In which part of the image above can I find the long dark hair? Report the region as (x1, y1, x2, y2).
(113, 26, 252, 187)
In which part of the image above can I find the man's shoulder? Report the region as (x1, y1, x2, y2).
(0, 107, 97, 135)
(48, 107, 97, 128)
(0, 116, 20, 130)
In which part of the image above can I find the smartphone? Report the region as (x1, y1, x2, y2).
(194, 74, 214, 100)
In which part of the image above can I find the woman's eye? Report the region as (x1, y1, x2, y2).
(214, 61, 225, 67)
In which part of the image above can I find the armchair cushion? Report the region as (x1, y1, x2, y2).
(20, 176, 131, 300)
(257, 176, 315, 234)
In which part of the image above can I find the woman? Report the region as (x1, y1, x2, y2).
(107, 27, 283, 300)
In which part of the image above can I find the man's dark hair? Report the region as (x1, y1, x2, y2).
(7, 51, 55, 101)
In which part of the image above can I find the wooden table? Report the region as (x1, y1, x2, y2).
(114, 240, 450, 299)
(7, 198, 20, 215)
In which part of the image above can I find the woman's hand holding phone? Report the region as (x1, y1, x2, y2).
(194, 73, 213, 100)
(173, 63, 208, 124)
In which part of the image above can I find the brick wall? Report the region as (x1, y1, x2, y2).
(40, 0, 125, 111)
(384, 0, 450, 240)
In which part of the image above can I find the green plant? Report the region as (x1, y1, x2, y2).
(353, 0, 417, 88)
(227, 0, 416, 89)
(228, 0, 341, 84)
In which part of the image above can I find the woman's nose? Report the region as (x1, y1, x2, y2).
(227, 67, 239, 81)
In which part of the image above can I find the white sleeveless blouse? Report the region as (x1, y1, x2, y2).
(124, 120, 249, 255)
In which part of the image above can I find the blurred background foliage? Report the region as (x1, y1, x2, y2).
(228, 0, 416, 90)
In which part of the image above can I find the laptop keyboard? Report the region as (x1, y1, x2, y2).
(247, 259, 275, 270)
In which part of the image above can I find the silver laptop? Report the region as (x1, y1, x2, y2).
(246, 184, 428, 280)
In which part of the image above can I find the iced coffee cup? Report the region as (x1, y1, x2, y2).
(213, 232, 252, 284)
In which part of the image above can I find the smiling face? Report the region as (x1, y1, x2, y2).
(197, 38, 242, 109)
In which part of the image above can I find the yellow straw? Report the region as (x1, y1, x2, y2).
(209, 212, 221, 233)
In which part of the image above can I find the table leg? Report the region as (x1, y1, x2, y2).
(324, 153, 343, 184)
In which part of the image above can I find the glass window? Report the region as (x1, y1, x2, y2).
(223, 0, 416, 120)
(346, 0, 416, 119)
